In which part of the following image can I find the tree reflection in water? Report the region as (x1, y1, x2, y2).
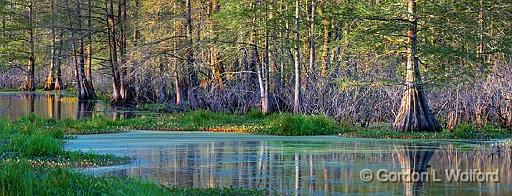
(395, 144, 436, 196)
(69, 134, 511, 195)
(0, 92, 141, 119)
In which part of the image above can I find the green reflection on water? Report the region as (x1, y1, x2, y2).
(66, 131, 512, 195)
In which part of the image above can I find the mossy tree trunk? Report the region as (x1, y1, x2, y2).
(393, 0, 441, 132)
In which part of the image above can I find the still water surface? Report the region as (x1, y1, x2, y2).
(66, 131, 512, 195)
(0, 92, 143, 119)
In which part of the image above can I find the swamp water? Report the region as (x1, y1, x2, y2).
(66, 131, 512, 195)
(0, 92, 144, 119)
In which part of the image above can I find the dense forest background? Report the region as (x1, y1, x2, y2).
(0, 0, 511, 131)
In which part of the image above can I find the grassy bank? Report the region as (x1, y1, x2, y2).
(0, 116, 261, 195)
(1, 111, 510, 194)
(26, 109, 511, 139)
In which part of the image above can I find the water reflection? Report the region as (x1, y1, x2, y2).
(67, 132, 512, 195)
(0, 92, 146, 119)
(395, 144, 436, 196)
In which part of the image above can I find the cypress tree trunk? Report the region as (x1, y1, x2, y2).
(85, 0, 96, 97)
(172, 1, 182, 105)
(23, 0, 35, 91)
(393, 0, 441, 132)
(319, 3, 330, 82)
(106, 0, 123, 103)
(70, 0, 94, 100)
(185, 0, 199, 109)
(293, 0, 302, 114)
(44, 0, 57, 91)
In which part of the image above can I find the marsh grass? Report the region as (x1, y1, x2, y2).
(0, 160, 261, 196)
(339, 123, 511, 140)
(263, 114, 337, 136)
(0, 115, 260, 195)
(0, 111, 509, 194)
(10, 110, 507, 139)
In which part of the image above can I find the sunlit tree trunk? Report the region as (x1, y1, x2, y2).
(393, 0, 441, 132)
(173, 1, 182, 105)
(308, 0, 316, 75)
(208, 0, 224, 88)
(118, 0, 130, 101)
(54, 0, 64, 91)
(73, 0, 94, 100)
(262, 1, 272, 114)
(318, 1, 330, 82)
(44, 0, 58, 91)
(23, 0, 35, 91)
(106, 0, 123, 103)
(85, 0, 96, 97)
(293, 0, 302, 114)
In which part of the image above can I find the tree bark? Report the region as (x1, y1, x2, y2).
(262, 1, 272, 114)
(74, 0, 94, 100)
(208, 0, 224, 88)
(118, 0, 130, 101)
(23, 0, 35, 91)
(393, 0, 441, 132)
(44, 0, 58, 91)
(293, 0, 302, 114)
(106, 0, 123, 103)
(85, 0, 96, 97)
(185, 0, 199, 109)
(308, 0, 316, 74)
(173, 1, 182, 105)
(318, 1, 330, 82)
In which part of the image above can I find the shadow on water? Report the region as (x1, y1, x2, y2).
(0, 92, 146, 119)
(67, 132, 512, 195)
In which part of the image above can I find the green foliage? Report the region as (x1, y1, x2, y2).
(246, 108, 265, 119)
(0, 160, 262, 196)
(0, 114, 259, 195)
(179, 110, 239, 127)
(340, 123, 511, 140)
(13, 133, 62, 157)
(137, 103, 167, 112)
(264, 114, 338, 136)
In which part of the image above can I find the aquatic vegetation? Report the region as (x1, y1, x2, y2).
(6, 111, 508, 139)
(0, 116, 261, 195)
(0, 160, 262, 196)
(263, 114, 338, 136)
(340, 124, 511, 140)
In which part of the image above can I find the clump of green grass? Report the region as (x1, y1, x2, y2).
(137, 103, 167, 112)
(449, 123, 510, 139)
(0, 160, 262, 196)
(339, 123, 511, 140)
(0, 116, 130, 167)
(263, 113, 338, 136)
(246, 108, 265, 119)
(180, 110, 235, 127)
(14, 133, 63, 157)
